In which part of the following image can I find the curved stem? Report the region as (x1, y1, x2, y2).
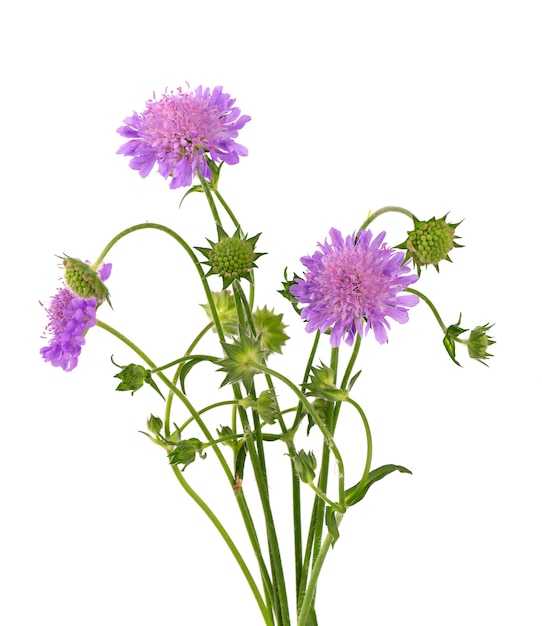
(357, 205, 415, 235)
(345, 397, 372, 488)
(406, 287, 448, 333)
(96, 319, 275, 617)
(171, 465, 273, 626)
(252, 364, 345, 497)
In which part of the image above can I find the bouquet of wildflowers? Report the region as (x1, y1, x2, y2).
(39, 85, 494, 625)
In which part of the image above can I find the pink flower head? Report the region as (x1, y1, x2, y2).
(117, 85, 250, 189)
(290, 228, 419, 346)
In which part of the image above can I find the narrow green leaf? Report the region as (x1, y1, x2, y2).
(345, 464, 412, 507)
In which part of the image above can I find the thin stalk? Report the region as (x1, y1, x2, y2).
(406, 287, 448, 333)
(357, 205, 415, 235)
(297, 514, 344, 626)
(96, 320, 275, 614)
(170, 465, 273, 626)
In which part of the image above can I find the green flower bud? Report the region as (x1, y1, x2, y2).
(467, 323, 495, 366)
(305, 362, 349, 402)
(200, 290, 238, 336)
(292, 450, 317, 484)
(147, 414, 163, 434)
(398, 214, 462, 274)
(114, 363, 147, 394)
(112, 362, 165, 399)
(217, 327, 266, 388)
(216, 425, 238, 449)
(255, 389, 279, 424)
(168, 438, 206, 470)
(62, 256, 111, 305)
(196, 225, 265, 288)
(253, 306, 289, 355)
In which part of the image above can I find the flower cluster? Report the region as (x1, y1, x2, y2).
(39, 81, 495, 626)
(290, 228, 420, 346)
(40, 263, 111, 372)
(117, 85, 251, 189)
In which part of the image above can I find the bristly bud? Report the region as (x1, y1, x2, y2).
(168, 438, 206, 470)
(113, 361, 165, 398)
(62, 256, 111, 305)
(397, 214, 462, 275)
(217, 327, 266, 388)
(253, 306, 289, 355)
(467, 324, 495, 366)
(305, 362, 349, 402)
(200, 290, 238, 336)
(291, 450, 317, 484)
(255, 389, 280, 424)
(196, 224, 265, 288)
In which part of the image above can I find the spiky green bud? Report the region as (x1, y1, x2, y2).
(305, 362, 349, 402)
(217, 327, 266, 388)
(398, 214, 462, 274)
(197, 225, 265, 288)
(291, 450, 317, 484)
(168, 438, 206, 470)
(112, 362, 165, 398)
(467, 324, 495, 366)
(253, 306, 289, 355)
(200, 290, 238, 336)
(62, 256, 111, 305)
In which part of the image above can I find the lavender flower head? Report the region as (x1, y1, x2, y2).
(290, 229, 419, 346)
(117, 86, 251, 189)
(40, 264, 112, 372)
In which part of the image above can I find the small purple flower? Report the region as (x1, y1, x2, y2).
(290, 228, 420, 346)
(40, 264, 112, 371)
(117, 85, 251, 189)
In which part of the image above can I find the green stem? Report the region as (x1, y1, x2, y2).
(252, 364, 344, 498)
(345, 397, 372, 488)
(170, 465, 273, 626)
(95, 319, 275, 613)
(235, 395, 291, 626)
(185, 322, 214, 355)
(197, 173, 221, 225)
(297, 514, 343, 626)
(357, 205, 415, 234)
(300, 348, 340, 618)
(214, 188, 240, 229)
(406, 287, 448, 333)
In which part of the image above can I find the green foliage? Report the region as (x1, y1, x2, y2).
(345, 464, 412, 507)
(113, 361, 165, 399)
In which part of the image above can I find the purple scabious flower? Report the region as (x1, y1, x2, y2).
(117, 86, 251, 189)
(290, 228, 420, 347)
(40, 263, 112, 372)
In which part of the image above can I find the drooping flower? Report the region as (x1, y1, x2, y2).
(117, 85, 251, 189)
(40, 263, 112, 371)
(290, 229, 419, 346)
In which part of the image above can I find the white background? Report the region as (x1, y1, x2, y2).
(1, 1, 541, 624)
